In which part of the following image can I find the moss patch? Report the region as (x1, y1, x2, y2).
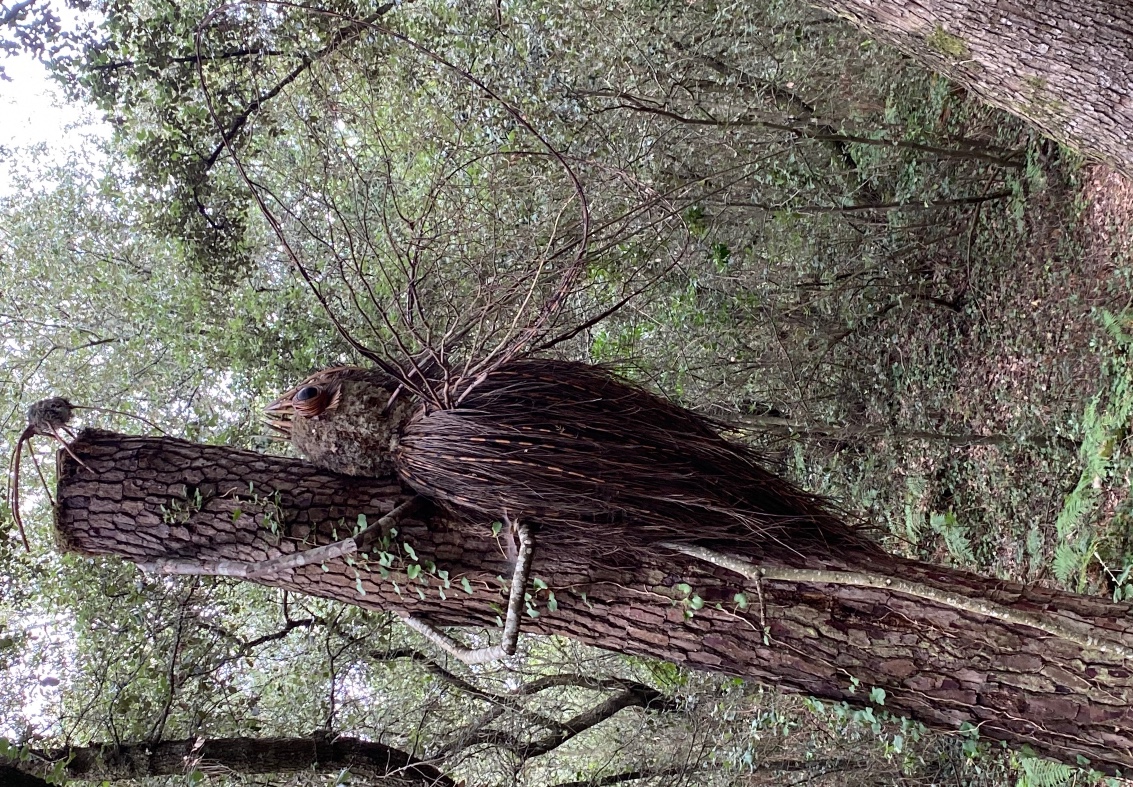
(926, 25, 969, 59)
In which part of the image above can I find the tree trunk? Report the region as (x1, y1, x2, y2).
(0, 764, 48, 787)
(4, 734, 452, 786)
(56, 430, 1133, 774)
(811, 0, 1133, 177)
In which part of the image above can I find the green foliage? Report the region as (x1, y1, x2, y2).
(673, 582, 705, 619)
(50, 0, 398, 279)
(1016, 755, 1077, 787)
(1051, 311, 1133, 589)
(930, 510, 976, 565)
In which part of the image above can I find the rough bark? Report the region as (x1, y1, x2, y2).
(5, 734, 452, 786)
(56, 430, 1133, 774)
(812, 0, 1133, 178)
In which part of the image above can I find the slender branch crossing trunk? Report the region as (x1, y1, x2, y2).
(56, 430, 1133, 774)
(811, 0, 1133, 177)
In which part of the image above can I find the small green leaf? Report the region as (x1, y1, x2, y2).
(403, 543, 418, 561)
(533, 577, 548, 590)
(689, 595, 704, 610)
(460, 577, 473, 594)
(438, 588, 447, 600)
(407, 564, 421, 580)
(676, 583, 692, 595)
(525, 606, 539, 618)
(869, 687, 886, 705)
(357, 513, 368, 531)
(734, 592, 749, 609)
(491, 521, 503, 536)
(546, 591, 558, 612)
(355, 576, 365, 596)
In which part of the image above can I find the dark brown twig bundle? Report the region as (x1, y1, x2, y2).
(271, 359, 878, 566)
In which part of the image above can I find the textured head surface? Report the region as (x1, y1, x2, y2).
(271, 368, 418, 478)
(26, 397, 73, 435)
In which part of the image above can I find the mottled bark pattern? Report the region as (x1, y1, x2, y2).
(816, 0, 1133, 176)
(57, 431, 1133, 773)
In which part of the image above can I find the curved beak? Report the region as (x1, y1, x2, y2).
(264, 393, 295, 435)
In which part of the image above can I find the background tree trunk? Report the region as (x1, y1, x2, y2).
(56, 430, 1133, 774)
(812, 0, 1133, 177)
(4, 734, 453, 786)
(0, 764, 49, 787)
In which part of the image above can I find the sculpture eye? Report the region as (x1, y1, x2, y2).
(292, 385, 330, 418)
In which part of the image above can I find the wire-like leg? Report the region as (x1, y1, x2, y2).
(8, 397, 80, 552)
(402, 517, 534, 665)
(48, 426, 92, 472)
(7, 430, 32, 551)
(26, 442, 56, 508)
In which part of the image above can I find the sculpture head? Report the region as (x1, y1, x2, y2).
(266, 366, 418, 478)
